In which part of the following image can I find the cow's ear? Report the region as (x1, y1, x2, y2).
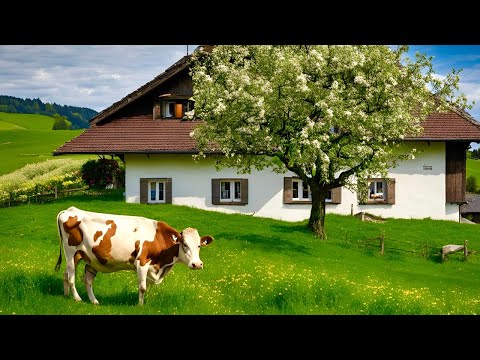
(172, 232, 182, 244)
(200, 235, 214, 246)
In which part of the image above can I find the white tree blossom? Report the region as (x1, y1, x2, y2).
(190, 45, 471, 238)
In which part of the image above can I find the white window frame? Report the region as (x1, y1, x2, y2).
(325, 189, 332, 203)
(148, 180, 166, 204)
(164, 101, 177, 118)
(292, 179, 311, 201)
(220, 180, 241, 202)
(163, 100, 194, 118)
(368, 179, 385, 202)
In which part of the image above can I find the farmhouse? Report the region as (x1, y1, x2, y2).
(54, 46, 480, 223)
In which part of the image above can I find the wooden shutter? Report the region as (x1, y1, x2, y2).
(165, 178, 172, 204)
(211, 179, 221, 205)
(140, 178, 148, 204)
(386, 178, 395, 204)
(153, 102, 162, 120)
(284, 177, 293, 204)
(330, 186, 342, 204)
(240, 179, 248, 205)
(446, 142, 467, 203)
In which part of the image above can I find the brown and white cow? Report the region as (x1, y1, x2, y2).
(55, 206, 214, 305)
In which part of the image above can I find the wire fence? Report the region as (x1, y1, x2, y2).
(1, 187, 89, 208)
(342, 229, 474, 262)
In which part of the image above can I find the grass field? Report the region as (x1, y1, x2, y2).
(0, 112, 92, 175)
(467, 158, 480, 181)
(1, 190, 480, 315)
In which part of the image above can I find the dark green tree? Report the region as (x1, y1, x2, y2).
(466, 175, 478, 193)
(52, 114, 71, 130)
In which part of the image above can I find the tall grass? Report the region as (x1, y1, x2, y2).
(0, 158, 86, 206)
(0, 191, 479, 315)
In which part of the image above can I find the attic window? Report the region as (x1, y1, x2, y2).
(164, 100, 194, 118)
(153, 97, 194, 120)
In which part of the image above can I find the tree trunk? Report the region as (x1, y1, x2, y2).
(308, 186, 327, 239)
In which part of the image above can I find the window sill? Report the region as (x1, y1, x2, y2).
(213, 202, 246, 206)
(285, 201, 340, 205)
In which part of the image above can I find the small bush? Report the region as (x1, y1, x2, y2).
(81, 157, 125, 189)
(466, 175, 478, 193)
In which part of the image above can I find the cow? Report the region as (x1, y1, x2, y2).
(55, 206, 214, 306)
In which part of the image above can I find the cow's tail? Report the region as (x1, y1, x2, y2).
(55, 210, 65, 272)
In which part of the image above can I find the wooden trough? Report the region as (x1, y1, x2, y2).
(441, 240, 472, 261)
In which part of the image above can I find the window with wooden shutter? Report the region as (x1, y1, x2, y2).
(359, 178, 395, 205)
(284, 177, 341, 204)
(211, 178, 248, 205)
(139, 178, 172, 204)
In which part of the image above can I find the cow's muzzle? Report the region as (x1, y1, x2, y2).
(189, 261, 203, 270)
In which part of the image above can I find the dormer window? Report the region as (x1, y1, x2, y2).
(164, 100, 194, 118)
(154, 93, 194, 120)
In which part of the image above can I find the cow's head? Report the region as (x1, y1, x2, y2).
(173, 227, 213, 269)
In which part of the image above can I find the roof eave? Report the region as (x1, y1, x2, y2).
(404, 138, 480, 142)
(53, 150, 224, 156)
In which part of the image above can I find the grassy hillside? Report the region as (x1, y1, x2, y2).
(0, 112, 55, 130)
(0, 112, 91, 175)
(467, 158, 480, 181)
(0, 191, 479, 315)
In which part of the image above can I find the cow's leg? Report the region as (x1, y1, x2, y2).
(84, 265, 99, 305)
(136, 263, 150, 306)
(65, 253, 82, 302)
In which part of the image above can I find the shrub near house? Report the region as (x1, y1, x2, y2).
(81, 157, 125, 189)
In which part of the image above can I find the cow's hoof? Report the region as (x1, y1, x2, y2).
(93, 300, 100, 305)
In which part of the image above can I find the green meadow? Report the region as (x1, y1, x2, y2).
(467, 158, 480, 182)
(0, 190, 480, 315)
(0, 112, 91, 175)
(1, 112, 480, 316)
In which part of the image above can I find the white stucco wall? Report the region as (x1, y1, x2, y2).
(124, 141, 460, 222)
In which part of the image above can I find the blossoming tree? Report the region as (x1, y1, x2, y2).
(190, 45, 470, 239)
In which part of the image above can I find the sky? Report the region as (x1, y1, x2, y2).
(1, 45, 480, 143)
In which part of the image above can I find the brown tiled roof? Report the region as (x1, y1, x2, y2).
(53, 116, 205, 155)
(54, 44, 480, 155)
(405, 109, 480, 141)
(55, 110, 480, 155)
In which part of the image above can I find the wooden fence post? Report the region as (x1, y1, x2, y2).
(351, 204, 353, 216)
(464, 240, 468, 260)
(380, 233, 385, 255)
(54, 187, 58, 199)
